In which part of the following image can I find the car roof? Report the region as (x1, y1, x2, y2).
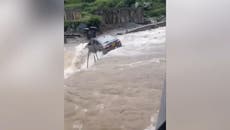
(95, 35, 117, 44)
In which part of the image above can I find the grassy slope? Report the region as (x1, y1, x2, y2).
(64, 0, 165, 30)
(65, 0, 166, 17)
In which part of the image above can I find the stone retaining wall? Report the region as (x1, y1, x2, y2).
(64, 8, 81, 21)
(64, 7, 144, 25)
(96, 8, 144, 24)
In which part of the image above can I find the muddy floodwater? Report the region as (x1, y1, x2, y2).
(64, 27, 165, 130)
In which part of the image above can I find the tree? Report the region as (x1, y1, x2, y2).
(161, 0, 166, 4)
(124, 0, 137, 7)
(81, 0, 95, 2)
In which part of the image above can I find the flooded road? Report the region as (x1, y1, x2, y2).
(64, 27, 166, 130)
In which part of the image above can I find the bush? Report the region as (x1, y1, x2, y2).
(79, 14, 102, 27)
(94, 0, 114, 9)
(64, 14, 101, 32)
(64, 21, 81, 31)
(81, 0, 96, 2)
(146, 7, 166, 17)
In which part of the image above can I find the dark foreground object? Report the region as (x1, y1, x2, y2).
(156, 81, 166, 130)
(157, 121, 166, 130)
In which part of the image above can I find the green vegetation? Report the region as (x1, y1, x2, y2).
(64, 21, 80, 30)
(79, 13, 102, 26)
(64, 0, 165, 30)
(65, 0, 166, 17)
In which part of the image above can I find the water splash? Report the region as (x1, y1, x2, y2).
(105, 27, 166, 57)
(64, 43, 104, 79)
(64, 27, 166, 79)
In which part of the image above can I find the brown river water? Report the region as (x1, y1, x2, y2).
(64, 27, 165, 130)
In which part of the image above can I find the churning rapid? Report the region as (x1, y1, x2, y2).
(64, 27, 165, 79)
(64, 27, 165, 130)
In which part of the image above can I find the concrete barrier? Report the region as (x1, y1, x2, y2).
(126, 21, 166, 33)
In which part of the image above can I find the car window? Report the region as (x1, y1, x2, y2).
(96, 35, 116, 44)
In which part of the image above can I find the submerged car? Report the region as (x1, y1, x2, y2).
(87, 35, 122, 54)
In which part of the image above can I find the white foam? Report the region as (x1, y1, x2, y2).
(64, 27, 166, 78)
(64, 43, 104, 79)
(105, 27, 166, 57)
(64, 43, 88, 79)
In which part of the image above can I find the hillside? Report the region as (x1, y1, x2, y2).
(64, 0, 166, 31)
